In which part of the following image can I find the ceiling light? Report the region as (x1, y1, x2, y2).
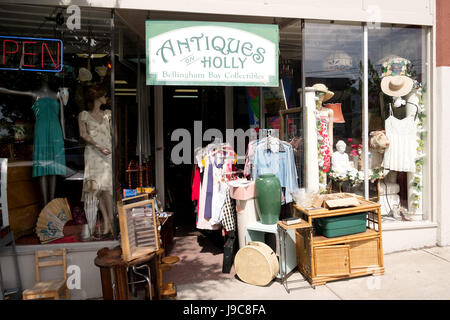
(173, 95, 198, 98)
(115, 80, 128, 84)
(76, 53, 108, 59)
(175, 89, 198, 93)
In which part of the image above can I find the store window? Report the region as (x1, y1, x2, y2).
(0, 4, 114, 244)
(368, 25, 429, 222)
(304, 21, 365, 194)
(303, 21, 430, 223)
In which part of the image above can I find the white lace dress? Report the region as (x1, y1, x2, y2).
(79, 110, 113, 199)
(382, 114, 417, 172)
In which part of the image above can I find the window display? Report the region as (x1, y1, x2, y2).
(304, 21, 364, 194)
(0, 4, 114, 243)
(369, 25, 428, 221)
(304, 21, 429, 222)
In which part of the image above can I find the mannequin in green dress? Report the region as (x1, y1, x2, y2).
(0, 74, 66, 206)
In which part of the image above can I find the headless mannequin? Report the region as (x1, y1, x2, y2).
(78, 95, 114, 235)
(0, 74, 65, 206)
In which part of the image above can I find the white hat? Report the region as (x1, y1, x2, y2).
(78, 67, 92, 82)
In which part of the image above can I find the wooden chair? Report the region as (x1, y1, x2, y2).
(22, 249, 69, 300)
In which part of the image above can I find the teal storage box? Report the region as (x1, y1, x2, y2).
(314, 213, 368, 238)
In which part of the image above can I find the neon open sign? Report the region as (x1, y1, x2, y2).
(0, 36, 63, 72)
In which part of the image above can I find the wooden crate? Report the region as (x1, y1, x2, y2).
(117, 199, 160, 262)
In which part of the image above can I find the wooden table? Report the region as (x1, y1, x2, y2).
(94, 246, 161, 300)
(293, 196, 384, 287)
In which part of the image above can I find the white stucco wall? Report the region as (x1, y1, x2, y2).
(0, 240, 119, 300)
(435, 66, 450, 246)
(6, 0, 434, 26)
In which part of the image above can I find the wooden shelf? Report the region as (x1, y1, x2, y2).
(294, 199, 380, 219)
(312, 228, 379, 245)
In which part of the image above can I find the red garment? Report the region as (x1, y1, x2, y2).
(191, 165, 201, 216)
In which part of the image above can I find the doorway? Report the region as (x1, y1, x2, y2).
(163, 86, 226, 230)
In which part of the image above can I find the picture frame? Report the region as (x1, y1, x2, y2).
(117, 199, 160, 262)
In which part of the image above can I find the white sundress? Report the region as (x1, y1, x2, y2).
(382, 107, 418, 172)
(80, 110, 113, 200)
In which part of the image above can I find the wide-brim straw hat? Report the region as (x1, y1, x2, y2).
(312, 83, 334, 102)
(380, 75, 413, 97)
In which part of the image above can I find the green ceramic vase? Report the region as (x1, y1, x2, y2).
(255, 174, 281, 224)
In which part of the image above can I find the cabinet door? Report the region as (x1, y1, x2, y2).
(313, 245, 350, 277)
(349, 238, 380, 270)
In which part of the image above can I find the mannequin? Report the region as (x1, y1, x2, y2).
(78, 85, 113, 235)
(313, 84, 334, 189)
(0, 73, 66, 205)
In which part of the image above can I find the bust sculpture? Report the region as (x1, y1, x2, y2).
(331, 140, 355, 176)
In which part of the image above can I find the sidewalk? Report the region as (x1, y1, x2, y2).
(175, 246, 450, 300)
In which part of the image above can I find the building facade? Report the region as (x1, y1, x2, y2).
(0, 0, 448, 299)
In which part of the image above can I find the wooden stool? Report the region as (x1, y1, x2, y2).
(158, 254, 180, 300)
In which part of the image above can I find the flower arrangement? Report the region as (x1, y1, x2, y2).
(412, 81, 426, 209)
(329, 167, 385, 187)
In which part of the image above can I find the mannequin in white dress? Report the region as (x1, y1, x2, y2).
(78, 85, 113, 236)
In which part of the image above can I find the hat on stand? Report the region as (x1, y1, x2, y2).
(312, 83, 334, 102)
(380, 56, 413, 97)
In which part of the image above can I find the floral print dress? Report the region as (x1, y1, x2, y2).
(316, 111, 331, 173)
(79, 110, 113, 200)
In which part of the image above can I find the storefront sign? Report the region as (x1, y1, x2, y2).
(146, 21, 278, 86)
(0, 36, 63, 72)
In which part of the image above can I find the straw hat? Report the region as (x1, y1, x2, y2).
(312, 83, 334, 102)
(78, 67, 92, 82)
(381, 76, 413, 97)
(380, 56, 413, 97)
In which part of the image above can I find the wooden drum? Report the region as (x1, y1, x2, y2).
(234, 241, 279, 286)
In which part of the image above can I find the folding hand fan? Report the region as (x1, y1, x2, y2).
(36, 198, 72, 243)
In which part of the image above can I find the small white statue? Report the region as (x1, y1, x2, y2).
(331, 140, 356, 176)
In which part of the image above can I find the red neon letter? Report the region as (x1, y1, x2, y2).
(22, 41, 37, 68)
(3, 39, 19, 65)
(41, 42, 58, 70)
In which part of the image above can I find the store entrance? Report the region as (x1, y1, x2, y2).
(163, 86, 226, 231)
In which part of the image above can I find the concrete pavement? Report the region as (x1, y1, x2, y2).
(176, 246, 450, 300)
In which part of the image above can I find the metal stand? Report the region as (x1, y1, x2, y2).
(0, 228, 23, 300)
(277, 224, 290, 293)
(276, 221, 312, 293)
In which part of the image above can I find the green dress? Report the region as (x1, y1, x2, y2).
(32, 97, 66, 177)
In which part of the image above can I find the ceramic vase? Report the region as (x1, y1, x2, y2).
(255, 174, 281, 224)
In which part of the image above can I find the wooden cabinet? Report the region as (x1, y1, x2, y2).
(294, 197, 384, 287)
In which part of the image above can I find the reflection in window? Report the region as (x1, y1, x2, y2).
(0, 4, 114, 244)
(304, 22, 365, 195)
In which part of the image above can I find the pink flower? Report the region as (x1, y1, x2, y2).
(348, 138, 353, 142)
